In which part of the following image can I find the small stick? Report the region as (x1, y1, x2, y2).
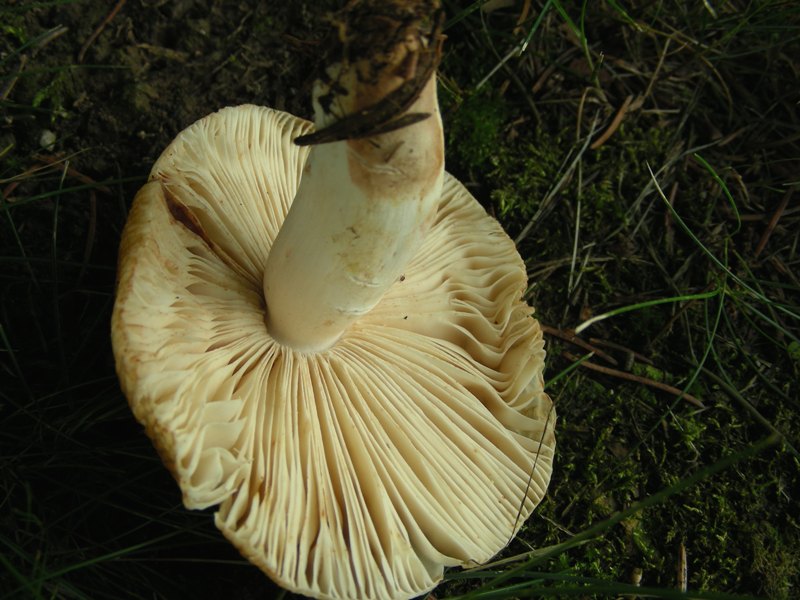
(734, 207, 800, 222)
(2, 164, 41, 200)
(590, 94, 634, 150)
(35, 155, 112, 194)
(531, 62, 556, 95)
(78, 0, 127, 63)
(3, 157, 111, 206)
(770, 255, 800, 288)
(588, 337, 654, 366)
(563, 351, 705, 408)
(754, 188, 793, 258)
(542, 324, 619, 366)
(514, 0, 532, 34)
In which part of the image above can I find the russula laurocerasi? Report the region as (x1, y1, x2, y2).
(111, 1, 556, 599)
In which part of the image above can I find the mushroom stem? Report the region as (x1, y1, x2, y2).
(263, 0, 444, 352)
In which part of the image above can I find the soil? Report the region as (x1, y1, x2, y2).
(8, 1, 332, 177)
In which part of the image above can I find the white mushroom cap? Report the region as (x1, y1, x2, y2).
(111, 104, 555, 600)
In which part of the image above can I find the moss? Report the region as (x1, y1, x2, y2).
(526, 358, 800, 595)
(788, 340, 800, 362)
(489, 132, 567, 220)
(1, 21, 27, 45)
(444, 90, 509, 172)
(751, 521, 799, 600)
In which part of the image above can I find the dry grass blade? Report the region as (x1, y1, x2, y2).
(589, 94, 634, 150)
(754, 188, 793, 259)
(77, 0, 127, 63)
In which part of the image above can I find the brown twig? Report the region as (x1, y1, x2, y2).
(754, 188, 793, 258)
(2, 164, 41, 200)
(770, 255, 800, 289)
(731, 207, 800, 221)
(514, 0, 532, 34)
(563, 351, 705, 408)
(588, 337, 654, 366)
(541, 325, 619, 366)
(590, 94, 634, 150)
(3, 156, 111, 206)
(77, 0, 127, 64)
(35, 155, 112, 195)
(531, 62, 556, 95)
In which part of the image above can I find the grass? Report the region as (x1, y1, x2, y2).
(2, 1, 799, 599)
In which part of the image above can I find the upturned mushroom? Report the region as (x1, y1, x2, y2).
(111, 1, 555, 599)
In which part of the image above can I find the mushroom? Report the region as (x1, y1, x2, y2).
(111, 2, 555, 599)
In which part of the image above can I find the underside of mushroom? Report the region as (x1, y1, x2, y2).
(112, 105, 555, 600)
(112, 2, 555, 599)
